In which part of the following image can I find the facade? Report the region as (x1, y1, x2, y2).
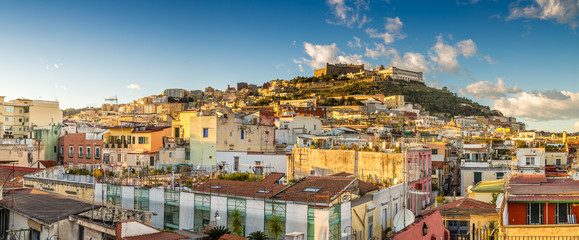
(59, 132, 104, 169)
(0, 138, 44, 167)
(163, 88, 189, 98)
(279, 106, 327, 119)
(462, 144, 489, 162)
(0, 97, 63, 139)
(460, 161, 510, 196)
(189, 115, 276, 169)
(406, 147, 433, 215)
(33, 124, 62, 162)
(373, 66, 424, 83)
(383, 95, 405, 109)
(501, 174, 579, 237)
(314, 63, 364, 77)
(514, 148, 546, 173)
(275, 115, 322, 145)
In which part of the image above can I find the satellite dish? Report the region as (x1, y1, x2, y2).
(393, 209, 415, 232)
(393, 178, 399, 184)
(495, 193, 504, 209)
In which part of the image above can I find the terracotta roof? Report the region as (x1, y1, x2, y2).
(260, 172, 285, 185)
(39, 160, 58, 168)
(508, 178, 579, 195)
(358, 180, 379, 195)
(435, 197, 496, 210)
(425, 198, 497, 217)
(330, 172, 354, 177)
(507, 195, 579, 203)
(272, 176, 357, 203)
(0, 189, 97, 224)
(219, 234, 247, 240)
(123, 232, 189, 240)
(194, 179, 286, 199)
(509, 174, 547, 184)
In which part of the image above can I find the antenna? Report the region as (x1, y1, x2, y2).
(105, 96, 119, 104)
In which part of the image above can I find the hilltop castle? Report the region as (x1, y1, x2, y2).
(314, 63, 424, 83)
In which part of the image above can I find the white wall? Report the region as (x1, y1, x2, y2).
(216, 151, 287, 175)
(121, 186, 135, 209)
(179, 192, 195, 230)
(286, 203, 307, 234)
(341, 201, 352, 237)
(246, 199, 265, 234)
(314, 208, 329, 240)
(95, 183, 104, 203)
(371, 183, 404, 231)
(149, 188, 165, 228)
(211, 196, 228, 227)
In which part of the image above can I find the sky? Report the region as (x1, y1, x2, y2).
(1, 0, 578, 132)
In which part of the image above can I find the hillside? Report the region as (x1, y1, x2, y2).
(296, 79, 502, 118)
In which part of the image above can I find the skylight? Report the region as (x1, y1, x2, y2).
(210, 185, 222, 189)
(256, 190, 271, 194)
(303, 187, 321, 193)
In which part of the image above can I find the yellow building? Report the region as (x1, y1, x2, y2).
(171, 110, 199, 141)
(468, 179, 504, 203)
(0, 96, 63, 138)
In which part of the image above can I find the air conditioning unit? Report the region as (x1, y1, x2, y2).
(285, 232, 304, 240)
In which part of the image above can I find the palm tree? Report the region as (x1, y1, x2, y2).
(207, 226, 230, 240)
(266, 215, 283, 240)
(230, 209, 244, 237)
(248, 231, 268, 240)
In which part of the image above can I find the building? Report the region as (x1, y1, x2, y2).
(468, 178, 504, 203)
(406, 147, 433, 215)
(275, 115, 322, 145)
(500, 174, 579, 237)
(314, 63, 364, 77)
(59, 132, 104, 169)
(33, 124, 62, 162)
(383, 95, 405, 109)
(514, 148, 546, 174)
(460, 161, 510, 196)
(189, 115, 276, 170)
(373, 66, 424, 83)
(0, 97, 63, 138)
(426, 198, 498, 238)
(163, 89, 189, 98)
(278, 106, 327, 119)
(462, 144, 489, 162)
(0, 138, 44, 167)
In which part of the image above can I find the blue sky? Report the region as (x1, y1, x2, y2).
(1, 0, 578, 131)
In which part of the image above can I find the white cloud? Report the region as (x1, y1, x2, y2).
(53, 63, 63, 69)
(483, 55, 497, 64)
(347, 36, 362, 48)
(391, 51, 429, 73)
(364, 43, 394, 59)
(295, 42, 370, 70)
(54, 84, 66, 90)
(460, 78, 521, 100)
(366, 17, 406, 45)
(456, 39, 477, 58)
(127, 84, 142, 89)
(298, 64, 304, 72)
(430, 36, 478, 74)
(326, 0, 371, 28)
(493, 89, 579, 121)
(385, 17, 403, 33)
(507, 0, 579, 29)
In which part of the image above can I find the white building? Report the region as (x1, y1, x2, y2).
(275, 115, 322, 145)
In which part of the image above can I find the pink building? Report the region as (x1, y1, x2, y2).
(406, 147, 432, 214)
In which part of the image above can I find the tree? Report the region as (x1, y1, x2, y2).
(230, 209, 244, 237)
(266, 215, 283, 240)
(248, 231, 268, 240)
(207, 226, 230, 240)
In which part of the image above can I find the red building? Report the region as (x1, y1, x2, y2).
(279, 105, 327, 119)
(59, 132, 103, 170)
(503, 174, 579, 227)
(389, 210, 449, 240)
(406, 147, 433, 215)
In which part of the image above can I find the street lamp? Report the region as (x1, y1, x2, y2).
(214, 210, 221, 226)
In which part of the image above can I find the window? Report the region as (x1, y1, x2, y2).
(53, 146, 57, 153)
(556, 158, 562, 165)
(474, 172, 482, 185)
(18, 109, 22, 113)
(138, 137, 148, 144)
(95, 147, 100, 159)
(79, 163, 83, 169)
(234, 157, 239, 171)
(150, 156, 155, 166)
(60, 146, 64, 157)
(203, 128, 209, 138)
(69, 146, 74, 158)
(368, 212, 374, 240)
(496, 172, 504, 179)
(432, 149, 438, 155)
(240, 130, 245, 139)
(86, 147, 91, 158)
(3, 106, 14, 113)
(25, 118, 29, 122)
(106, 185, 121, 206)
(69, 162, 73, 168)
(165, 191, 180, 230)
(383, 207, 388, 231)
(132, 136, 136, 144)
(526, 157, 534, 165)
(86, 164, 91, 171)
(79, 146, 83, 158)
(556, 203, 572, 224)
(527, 203, 544, 225)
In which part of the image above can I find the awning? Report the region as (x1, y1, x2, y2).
(508, 195, 579, 203)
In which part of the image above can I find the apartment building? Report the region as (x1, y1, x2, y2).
(59, 132, 104, 170)
(0, 97, 62, 138)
